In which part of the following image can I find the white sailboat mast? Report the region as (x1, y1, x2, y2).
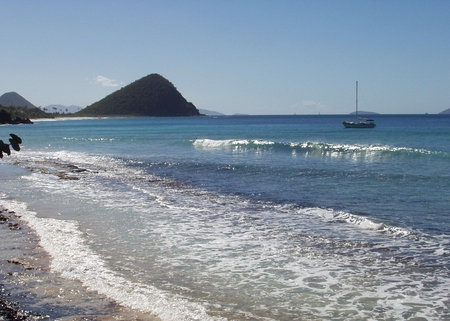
(356, 81, 358, 119)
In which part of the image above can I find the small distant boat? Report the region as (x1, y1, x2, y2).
(343, 117, 376, 128)
(343, 81, 376, 128)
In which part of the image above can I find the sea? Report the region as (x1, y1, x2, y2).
(0, 114, 449, 321)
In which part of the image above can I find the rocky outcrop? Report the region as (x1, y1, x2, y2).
(0, 109, 33, 125)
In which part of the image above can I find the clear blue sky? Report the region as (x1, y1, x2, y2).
(1, 0, 449, 114)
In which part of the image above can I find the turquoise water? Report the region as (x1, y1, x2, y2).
(1, 115, 449, 320)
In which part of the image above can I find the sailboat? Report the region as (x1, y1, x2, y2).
(343, 81, 376, 128)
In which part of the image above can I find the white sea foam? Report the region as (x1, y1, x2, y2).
(4, 149, 450, 320)
(193, 138, 276, 150)
(5, 198, 224, 321)
(297, 207, 413, 237)
(193, 139, 249, 149)
(333, 211, 413, 236)
(193, 139, 442, 159)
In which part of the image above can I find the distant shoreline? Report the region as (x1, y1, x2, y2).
(31, 116, 100, 122)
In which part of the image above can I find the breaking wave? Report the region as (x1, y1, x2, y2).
(193, 139, 447, 159)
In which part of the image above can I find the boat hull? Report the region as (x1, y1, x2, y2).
(343, 121, 376, 128)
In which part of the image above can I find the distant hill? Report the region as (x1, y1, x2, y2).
(439, 108, 450, 114)
(77, 74, 200, 117)
(349, 111, 379, 115)
(0, 92, 37, 109)
(44, 104, 83, 114)
(199, 108, 225, 116)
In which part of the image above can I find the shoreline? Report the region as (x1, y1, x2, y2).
(30, 116, 100, 122)
(0, 206, 48, 320)
(0, 204, 160, 321)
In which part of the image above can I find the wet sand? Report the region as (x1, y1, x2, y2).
(0, 205, 160, 321)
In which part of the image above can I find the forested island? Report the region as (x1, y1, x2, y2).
(76, 74, 201, 117)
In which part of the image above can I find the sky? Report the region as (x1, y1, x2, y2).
(1, 0, 449, 115)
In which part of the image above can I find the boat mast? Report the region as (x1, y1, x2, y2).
(356, 81, 358, 119)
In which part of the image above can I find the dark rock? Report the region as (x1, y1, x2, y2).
(8, 222, 20, 230)
(0, 289, 45, 320)
(0, 110, 33, 125)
